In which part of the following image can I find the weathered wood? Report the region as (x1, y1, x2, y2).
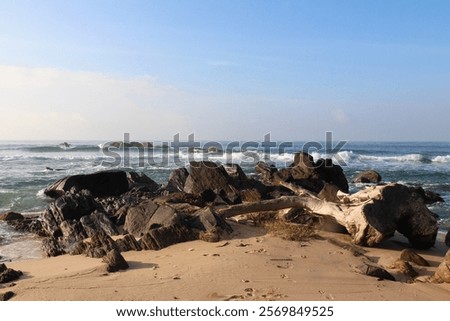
(216, 183, 438, 249)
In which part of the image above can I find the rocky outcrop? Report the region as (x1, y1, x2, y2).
(42, 237, 66, 257)
(44, 170, 159, 198)
(353, 170, 382, 184)
(0, 211, 24, 221)
(409, 186, 444, 205)
(446, 230, 450, 247)
(140, 225, 198, 250)
(164, 168, 189, 193)
(184, 161, 240, 204)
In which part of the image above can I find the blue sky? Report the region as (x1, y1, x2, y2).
(0, 0, 449, 141)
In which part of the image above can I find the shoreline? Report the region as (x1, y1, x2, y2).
(4, 222, 450, 301)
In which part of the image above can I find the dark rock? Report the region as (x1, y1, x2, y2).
(123, 200, 179, 237)
(84, 231, 118, 258)
(391, 259, 418, 278)
(115, 234, 142, 252)
(353, 170, 382, 184)
(0, 291, 15, 301)
(102, 249, 129, 272)
(190, 207, 233, 235)
(44, 170, 159, 198)
(6, 216, 46, 236)
(184, 161, 240, 204)
(224, 163, 247, 181)
(314, 158, 349, 193)
(140, 225, 198, 251)
(446, 231, 450, 248)
(165, 168, 189, 193)
(0, 211, 24, 221)
(409, 186, 444, 204)
(0, 267, 23, 283)
(59, 220, 88, 246)
(42, 237, 66, 257)
(80, 211, 118, 237)
(357, 263, 396, 281)
(400, 249, 430, 266)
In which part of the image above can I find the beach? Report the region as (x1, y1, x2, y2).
(5, 222, 450, 301)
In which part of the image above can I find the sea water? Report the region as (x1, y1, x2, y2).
(0, 140, 449, 261)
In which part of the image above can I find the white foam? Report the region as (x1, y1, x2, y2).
(358, 153, 424, 163)
(432, 155, 450, 163)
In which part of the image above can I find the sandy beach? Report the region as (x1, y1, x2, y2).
(4, 221, 450, 301)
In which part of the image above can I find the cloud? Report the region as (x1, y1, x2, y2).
(0, 65, 191, 140)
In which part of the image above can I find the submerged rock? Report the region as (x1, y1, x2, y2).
(353, 170, 382, 184)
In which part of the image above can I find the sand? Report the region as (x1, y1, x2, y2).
(3, 221, 450, 301)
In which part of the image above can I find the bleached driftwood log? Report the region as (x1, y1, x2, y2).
(217, 183, 438, 249)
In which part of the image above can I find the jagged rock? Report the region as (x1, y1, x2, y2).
(184, 161, 240, 204)
(6, 216, 46, 236)
(80, 211, 118, 237)
(115, 234, 142, 252)
(126, 171, 160, 192)
(140, 225, 198, 250)
(0, 211, 24, 221)
(400, 249, 430, 266)
(44, 170, 159, 198)
(0, 291, 15, 301)
(353, 170, 382, 183)
(59, 220, 88, 246)
(431, 258, 450, 283)
(314, 158, 349, 194)
(165, 168, 189, 193)
(190, 207, 233, 235)
(357, 263, 396, 281)
(445, 230, 450, 247)
(42, 237, 66, 257)
(123, 200, 179, 237)
(102, 249, 129, 272)
(0, 265, 23, 283)
(391, 259, 418, 278)
(83, 231, 118, 258)
(224, 163, 247, 181)
(255, 161, 278, 183)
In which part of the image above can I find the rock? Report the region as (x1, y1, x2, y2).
(165, 168, 189, 193)
(42, 237, 66, 257)
(44, 170, 159, 198)
(0, 291, 15, 301)
(255, 161, 278, 183)
(445, 249, 450, 261)
(224, 163, 247, 181)
(353, 170, 382, 184)
(6, 216, 46, 236)
(184, 161, 240, 204)
(189, 207, 233, 235)
(80, 211, 118, 237)
(83, 231, 118, 258)
(140, 225, 198, 251)
(115, 234, 142, 252)
(445, 230, 450, 247)
(357, 263, 396, 281)
(0, 266, 23, 283)
(0, 211, 24, 221)
(102, 249, 129, 272)
(59, 220, 88, 246)
(391, 259, 418, 278)
(314, 158, 349, 193)
(126, 171, 160, 192)
(400, 249, 430, 266)
(431, 258, 450, 283)
(123, 200, 179, 237)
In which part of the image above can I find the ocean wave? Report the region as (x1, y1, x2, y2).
(358, 153, 425, 163)
(432, 155, 450, 163)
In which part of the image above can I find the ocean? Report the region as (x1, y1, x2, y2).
(1, 140, 449, 261)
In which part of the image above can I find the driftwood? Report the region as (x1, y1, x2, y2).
(216, 183, 438, 249)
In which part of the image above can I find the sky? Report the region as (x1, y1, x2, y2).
(0, 0, 449, 141)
